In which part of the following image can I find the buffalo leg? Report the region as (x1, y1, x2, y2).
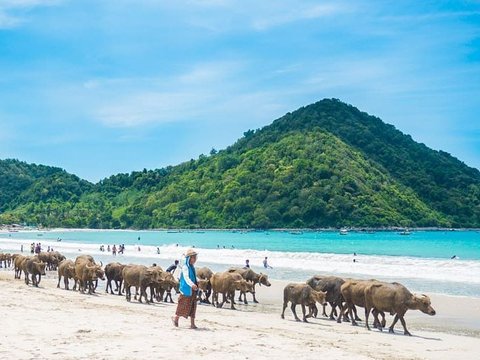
(365, 306, 371, 330)
(337, 303, 346, 324)
(301, 304, 308, 322)
(281, 301, 287, 319)
(291, 303, 300, 321)
(252, 286, 259, 303)
(57, 275, 61, 288)
(389, 314, 399, 333)
(353, 305, 361, 321)
(229, 291, 236, 310)
(398, 314, 411, 336)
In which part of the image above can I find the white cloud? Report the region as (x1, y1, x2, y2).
(90, 61, 245, 128)
(252, 3, 349, 31)
(95, 91, 215, 128)
(0, 0, 62, 29)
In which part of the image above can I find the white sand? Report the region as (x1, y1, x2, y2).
(0, 271, 479, 360)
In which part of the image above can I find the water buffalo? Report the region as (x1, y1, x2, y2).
(105, 262, 126, 295)
(57, 259, 76, 290)
(210, 271, 254, 310)
(364, 282, 436, 335)
(307, 275, 349, 321)
(13, 255, 28, 279)
(281, 283, 327, 322)
(148, 268, 179, 303)
(196, 266, 213, 303)
(74, 255, 105, 294)
(339, 279, 385, 328)
(228, 267, 271, 304)
(0, 253, 12, 268)
(122, 265, 161, 304)
(25, 258, 46, 287)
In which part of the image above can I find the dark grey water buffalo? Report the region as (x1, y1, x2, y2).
(281, 283, 327, 322)
(105, 262, 126, 295)
(364, 282, 436, 335)
(307, 275, 348, 320)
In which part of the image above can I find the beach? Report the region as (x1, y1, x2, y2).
(1, 270, 479, 360)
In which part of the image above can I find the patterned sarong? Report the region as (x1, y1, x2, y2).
(175, 294, 197, 318)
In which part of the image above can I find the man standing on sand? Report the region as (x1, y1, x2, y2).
(166, 260, 179, 273)
(172, 249, 199, 329)
(263, 256, 272, 269)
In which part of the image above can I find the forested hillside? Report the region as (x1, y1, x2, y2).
(1, 99, 479, 228)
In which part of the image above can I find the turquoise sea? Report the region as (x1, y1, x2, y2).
(1, 229, 480, 297)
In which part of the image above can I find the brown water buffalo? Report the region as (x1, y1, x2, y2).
(20, 256, 38, 281)
(37, 252, 58, 271)
(148, 268, 179, 303)
(228, 267, 271, 304)
(364, 282, 436, 335)
(105, 262, 126, 295)
(339, 279, 385, 328)
(74, 255, 105, 294)
(24, 258, 46, 287)
(122, 265, 161, 303)
(57, 259, 76, 290)
(13, 255, 28, 279)
(0, 253, 12, 268)
(196, 266, 213, 303)
(281, 283, 327, 322)
(210, 272, 254, 310)
(161, 272, 179, 303)
(50, 251, 66, 263)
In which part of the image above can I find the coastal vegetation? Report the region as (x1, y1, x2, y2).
(1, 99, 479, 229)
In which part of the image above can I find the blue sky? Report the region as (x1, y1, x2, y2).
(0, 0, 479, 182)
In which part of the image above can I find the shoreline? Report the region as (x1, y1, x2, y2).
(2, 236, 480, 298)
(2, 227, 480, 233)
(0, 271, 479, 360)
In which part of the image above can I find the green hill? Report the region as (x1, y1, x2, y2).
(1, 99, 479, 228)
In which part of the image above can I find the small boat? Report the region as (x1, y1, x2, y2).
(399, 229, 411, 235)
(289, 230, 303, 235)
(339, 229, 348, 235)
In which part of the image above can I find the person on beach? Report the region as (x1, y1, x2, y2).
(244, 259, 250, 268)
(172, 249, 198, 329)
(112, 245, 117, 256)
(263, 256, 272, 269)
(166, 260, 179, 273)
